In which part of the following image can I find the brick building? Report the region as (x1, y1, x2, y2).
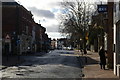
(34, 23, 48, 52)
(2, 2, 51, 55)
(42, 34, 51, 52)
(2, 2, 34, 55)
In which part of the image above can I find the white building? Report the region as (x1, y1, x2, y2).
(57, 40, 64, 50)
(114, 0, 120, 77)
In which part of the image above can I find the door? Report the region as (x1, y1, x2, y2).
(116, 20, 120, 64)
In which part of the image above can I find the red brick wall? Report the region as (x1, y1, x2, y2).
(18, 5, 33, 36)
(2, 5, 17, 37)
(2, 3, 34, 37)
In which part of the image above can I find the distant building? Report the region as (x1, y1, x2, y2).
(51, 39, 57, 49)
(34, 23, 46, 52)
(57, 38, 68, 50)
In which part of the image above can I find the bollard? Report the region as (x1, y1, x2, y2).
(85, 56, 87, 63)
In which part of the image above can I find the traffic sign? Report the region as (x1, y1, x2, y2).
(5, 34, 10, 39)
(97, 5, 108, 13)
(5, 34, 11, 43)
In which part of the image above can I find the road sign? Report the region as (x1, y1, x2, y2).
(5, 34, 10, 39)
(16, 39, 20, 44)
(5, 34, 11, 43)
(97, 5, 108, 13)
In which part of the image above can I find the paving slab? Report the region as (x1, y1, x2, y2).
(78, 51, 119, 79)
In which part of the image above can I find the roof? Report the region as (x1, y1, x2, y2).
(1, 0, 15, 2)
(2, 2, 19, 5)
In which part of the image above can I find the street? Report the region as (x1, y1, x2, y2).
(1, 50, 83, 78)
(1, 1, 120, 78)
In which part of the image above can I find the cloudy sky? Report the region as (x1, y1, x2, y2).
(1, 0, 107, 39)
(14, 0, 64, 39)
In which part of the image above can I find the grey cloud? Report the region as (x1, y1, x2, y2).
(28, 7, 55, 19)
(46, 24, 58, 32)
(49, 2, 61, 7)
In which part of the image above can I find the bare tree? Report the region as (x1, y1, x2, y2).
(59, 0, 95, 50)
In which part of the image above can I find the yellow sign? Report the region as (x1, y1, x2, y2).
(86, 36, 88, 40)
(86, 32, 89, 40)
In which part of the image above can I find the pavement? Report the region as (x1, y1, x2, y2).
(77, 51, 120, 79)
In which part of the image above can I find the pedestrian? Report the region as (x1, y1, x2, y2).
(99, 46, 106, 70)
(84, 49, 87, 55)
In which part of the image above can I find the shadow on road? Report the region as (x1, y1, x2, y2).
(2, 52, 47, 67)
(2, 50, 99, 70)
(20, 55, 82, 69)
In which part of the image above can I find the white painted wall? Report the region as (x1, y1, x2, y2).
(114, 0, 120, 75)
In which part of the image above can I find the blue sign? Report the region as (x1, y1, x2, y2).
(97, 5, 108, 13)
(16, 40, 20, 44)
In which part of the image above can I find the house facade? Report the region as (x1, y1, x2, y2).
(2, 2, 34, 55)
(2, 2, 51, 55)
(51, 39, 57, 50)
(114, 0, 120, 77)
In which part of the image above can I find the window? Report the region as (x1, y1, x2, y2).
(114, 3, 116, 12)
